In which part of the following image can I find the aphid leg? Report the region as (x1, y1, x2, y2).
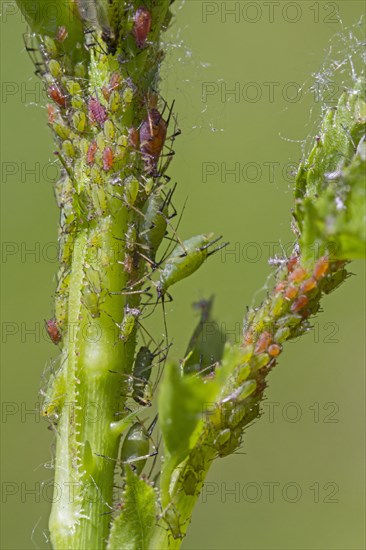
(156, 196, 189, 262)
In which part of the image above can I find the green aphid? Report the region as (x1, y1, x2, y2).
(117, 134, 128, 148)
(228, 404, 246, 428)
(214, 428, 231, 447)
(276, 313, 302, 328)
(71, 96, 84, 110)
(53, 122, 70, 140)
(251, 352, 270, 371)
(322, 268, 349, 294)
(140, 193, 169, 263)
(120, 417, 157, 476)
(66, 80, 82, 96)
(96, 133, 106, 151)
(41, 364, 67, 420)
(44, 36, 57, 57)
(182, 468, 199, 496)
(119, 307, 140, 342)
(274, 326, 291, 343)
(104, 119, 115, 140)
(55, 291, 68, 329)
(217, 426, 242, 457)
(72, 111, 86, 132)
(123, 86, 134, 104)
(144, 178, 154, 195)
(221, 380, 256, 406)
(189, 446, 206, 472)
(270, 293, 284, 317)
(109, 90, 121, 112)
(124, 177, 139, 206)
(157, 234, 226, 298)
(58, 230, 74, 264)
(49, 59, 62, 78)
(81, 287, 100, 318)
(62, 140, 75, 158)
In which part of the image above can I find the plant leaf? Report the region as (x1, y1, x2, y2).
(107, 468, 157, 550)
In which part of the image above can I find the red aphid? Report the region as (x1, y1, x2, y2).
(48, 84, 67, 108)
(103, 147, 114, 171)
(287, 256, 298, 272)
(268, 343, 282, 357)
(46, 318, 61, 345)
(88, 97, 107, 126)
(300, 277, 317, 293)
(255, 331, 272, 354)
(291, 294, 308, 313)
(133, 7, 151, 48)
(288, 266, 307, 283)
(56, 25, 68, 43)
(87, 141, 98, 165)
(284, 284, 298, 300)
(314, 256, 329, 280)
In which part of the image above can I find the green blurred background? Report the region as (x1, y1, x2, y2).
(1, 1, 365, 548)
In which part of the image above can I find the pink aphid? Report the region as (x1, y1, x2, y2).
(133, 7, 151, 49)
(88, 97, 107, 126)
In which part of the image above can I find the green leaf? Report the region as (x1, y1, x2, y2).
(107, 468, 157, 550)
(159, 362, 219, 465)
(16, 0, 87, 65)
